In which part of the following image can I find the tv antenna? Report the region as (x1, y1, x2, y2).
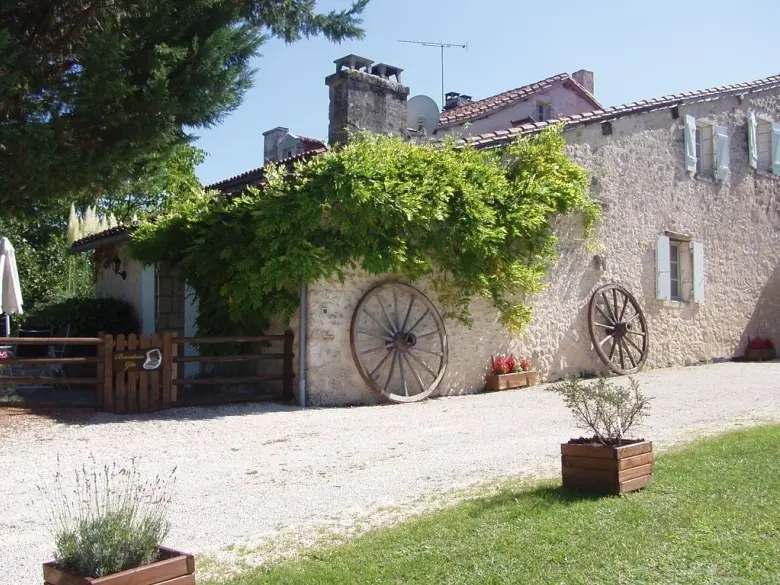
(397, 39, 467, 108)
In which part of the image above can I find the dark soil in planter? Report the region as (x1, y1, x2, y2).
(566, 436, 646, 447)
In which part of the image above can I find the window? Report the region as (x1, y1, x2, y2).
(283, 149, 293, 158)
(656, 234, 705, 303)
(535, 102, 551, 122)
(757, 119, 771, 171)
(669, 241, 681, 300)
(695, 123, 714, 176)
(684, 116, 728, 180)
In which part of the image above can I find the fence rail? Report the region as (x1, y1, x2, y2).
(0, 330, 295, 413)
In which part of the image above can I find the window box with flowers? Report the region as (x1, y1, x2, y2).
(744, 337, 776, 362)
(485, 355, 538, 391)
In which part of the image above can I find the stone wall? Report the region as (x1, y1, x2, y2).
(302, 86, 780, 406)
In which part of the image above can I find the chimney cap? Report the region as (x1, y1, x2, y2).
(334, 54, 374, 73)
(262, 126, 289, 136)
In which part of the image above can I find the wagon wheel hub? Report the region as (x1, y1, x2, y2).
(394, 331, 417, 351)
(350, 282, 449, 404)
(587, 284, 649, 375)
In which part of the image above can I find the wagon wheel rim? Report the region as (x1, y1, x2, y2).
(350, 282, 448, 403)
(588, 283, 649, 375)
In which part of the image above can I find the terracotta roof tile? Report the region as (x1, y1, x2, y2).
(70, 225, 132, 251)
(437, 73, 602, 128)
(204, 147, 327, 192)
(455, 72, 780, 150)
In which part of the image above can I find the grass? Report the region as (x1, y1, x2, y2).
(208, 425, 780, 585)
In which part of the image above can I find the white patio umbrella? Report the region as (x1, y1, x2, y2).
(0, 237, 24, 337)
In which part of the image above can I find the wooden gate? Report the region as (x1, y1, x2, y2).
(1, 331, 294, 414)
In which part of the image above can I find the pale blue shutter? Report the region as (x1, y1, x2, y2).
(692, 242, 705, 303)
(715, 126, 729, 181)
(684, 115, 697, 173)
(748, 112, 758, 169)
(772, 122, 780, 175)
(656, 235, 671, 300)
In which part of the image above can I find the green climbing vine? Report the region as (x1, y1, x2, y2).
(129, 126, 599, 337)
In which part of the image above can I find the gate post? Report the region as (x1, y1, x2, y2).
(102, 334, 114, 412)
(282, 330, 294, 402)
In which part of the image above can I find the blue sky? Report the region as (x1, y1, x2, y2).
(195, 0, 779, 185)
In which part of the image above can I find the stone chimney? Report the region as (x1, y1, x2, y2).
(572, 70, 595, 96)
(443, 92, 473, 112)
(263, 127, 289, 164)
(325, 54, 410, 146)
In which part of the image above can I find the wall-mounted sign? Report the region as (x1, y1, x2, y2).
(114, 348, 163, 372)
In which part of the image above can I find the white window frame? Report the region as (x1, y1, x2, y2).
(535, 102, 551, 122)
(694, 121, 715, 177)
(669, 241, 681, 300)
(756, 115, 772, 173)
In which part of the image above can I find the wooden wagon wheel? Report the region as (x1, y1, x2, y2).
(587, 283, 649, 375)
(350, 282, 448, 403)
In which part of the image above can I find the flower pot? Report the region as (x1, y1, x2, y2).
(43, 547, 195, 585)
(744, 347, 776, 361)
(560, 439, 653, 495)
(485, 370, 538, 391)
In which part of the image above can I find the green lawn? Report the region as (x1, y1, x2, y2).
(212, 425, 780, 585)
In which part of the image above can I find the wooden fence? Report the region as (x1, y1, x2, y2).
(0, 331, 294, 413)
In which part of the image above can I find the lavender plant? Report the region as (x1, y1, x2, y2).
(40, 456, 176, 578)
(548, 376, 651, 445)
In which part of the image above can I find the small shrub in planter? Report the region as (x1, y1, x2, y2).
(549, 376, 653, 495)
(41, 457, 194, 585)
(486, 354, 537, 390)
(744, 337, 776, 361)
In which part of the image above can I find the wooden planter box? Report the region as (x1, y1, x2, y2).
(744, 347, 776, 361)
(561, 440, 653, 495)
(486, 371, 538, 391)
(43, 547, 195, 585)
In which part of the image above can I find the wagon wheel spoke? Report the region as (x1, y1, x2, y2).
(626, 329, 646, 337)
(407, 349, 438, 379)
(622, 339, 637, 368)
(612, 289, 620, 321)
(593, 321, 613, 329)
(360, 345, 388, 355)
(376, 294, 397, 334)
(403, 352, 425, 391)
(625, 335, 644, 355)
(351, 282, 448, 403)
(617, 338, 626, 370)
(384, 350, 398, 391)
(409, 346, 444, 358)
(599, 334, 614, 347)
(356, 329, 392, 341)
(602, 292, 617, 323)
(369, 349, 393, 379)
(399, 351, 409, 396)
(363, 309, 395, 338)
(408, 308, 430, 334)
(608, 338, 618, 360)
(596, 305, 614, 325)
(618, 294, 629, 321)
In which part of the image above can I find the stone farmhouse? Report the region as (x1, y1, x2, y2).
(71, 54, 780, 406)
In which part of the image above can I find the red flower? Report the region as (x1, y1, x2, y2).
(747, 337, 775, 350)
(491, 354, 518, 375)
(0, 351, 8, 360)
(519, 358, 530, 372)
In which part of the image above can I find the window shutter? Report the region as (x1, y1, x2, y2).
(715, 126, 729, 180)
(692, 241, 705, 303)
(656, 235, 671, 301)
(748, 112, 758, 169)
(772, 122, 780, 175)
(684, 115, 697, 173)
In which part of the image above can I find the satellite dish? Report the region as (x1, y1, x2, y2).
(407, 95, 440, 136)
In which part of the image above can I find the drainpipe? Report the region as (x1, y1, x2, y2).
(298, 280, 308, 408)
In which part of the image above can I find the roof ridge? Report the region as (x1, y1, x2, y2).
(457, 72, 780, 149)
(204, 146, 328, 191)
(438, 72, 600, 127)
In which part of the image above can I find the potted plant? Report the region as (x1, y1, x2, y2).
(486, 354, 538, 391)
(549, 376, 653, 495)
(41, 458, 194, 585)
(744, 337, 776, 361)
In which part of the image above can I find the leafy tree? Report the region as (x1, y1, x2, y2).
(130, 127, 600, 337)
(0, 0, 369, 215)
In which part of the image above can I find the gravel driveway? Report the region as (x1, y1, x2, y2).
(2, 361, 779, 584)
